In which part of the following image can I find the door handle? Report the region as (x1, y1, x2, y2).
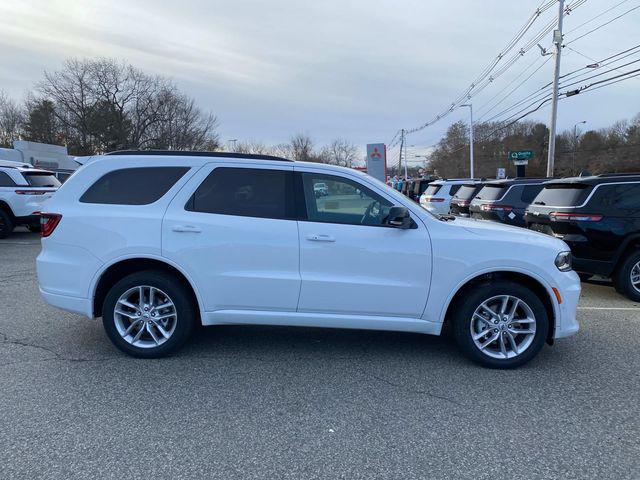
(306, 234, 335, 242)
(172, 225, 202, 233)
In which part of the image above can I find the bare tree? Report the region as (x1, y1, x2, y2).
(320, 138, 359, 167)
(0, 90, 23, 147)
(36, 58, 220, 154)
(290, 133, 315, 162)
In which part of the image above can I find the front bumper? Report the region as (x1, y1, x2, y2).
(553, 271, 581, 339)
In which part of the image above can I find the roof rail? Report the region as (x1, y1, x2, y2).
(597, 172, 640, 178)
(105, 150, 294, 162)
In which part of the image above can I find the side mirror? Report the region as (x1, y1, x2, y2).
(386, 206, 412, 229)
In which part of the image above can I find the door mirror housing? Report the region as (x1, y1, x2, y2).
(386, 206, 412, 229)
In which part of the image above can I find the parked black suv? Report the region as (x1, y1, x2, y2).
(449, 181, 485, 217)
(469, 178, 546, 227)
(525, 173, 640, 300)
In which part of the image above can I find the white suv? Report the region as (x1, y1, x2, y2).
(419, 179, 473, 216)
(37, 152, 580, 368)
(0, 162, 60, 238)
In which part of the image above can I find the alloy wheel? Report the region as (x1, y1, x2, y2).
(470, 295, 537, 360)
(630, 261, 640, 294)
(113, 285, 178, 349)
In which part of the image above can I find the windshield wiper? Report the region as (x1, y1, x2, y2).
(533, 201, 546, 205)
(438, 214, 456, 222)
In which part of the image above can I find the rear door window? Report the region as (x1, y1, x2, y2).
(187, 167, 295, 220)
(531, 184, 591, 207)
(475, 185, 507, 201)
(80, 167, 189, 205)
(23, 173, 61, 188)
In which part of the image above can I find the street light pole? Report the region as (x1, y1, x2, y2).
(546, 0, 566, 177)
(572, 120, 586, 175)
(461, 104, 474, 178)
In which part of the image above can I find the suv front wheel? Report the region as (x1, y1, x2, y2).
(453, 281, 549, 368)
(102, 271, 196, 358)
(613, 251, 640, 302)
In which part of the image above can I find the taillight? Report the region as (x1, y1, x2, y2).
(481, 204, 513, 212)
(549, 212, 603, 222)
(40, 213, 62, 237)
(455, 200, 470, 207)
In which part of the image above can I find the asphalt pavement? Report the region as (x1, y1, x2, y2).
(1, 228, 639, 479)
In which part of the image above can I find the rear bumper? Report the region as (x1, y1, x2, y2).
(14, 214, 40, 226)
(39, 287, 93, 318)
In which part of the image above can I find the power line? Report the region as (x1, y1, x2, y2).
(388, 0, 583, 146)
(565, 0, 634, 35)
(565, 3, 640, 45)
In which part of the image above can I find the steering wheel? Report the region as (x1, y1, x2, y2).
(361, 200, 382, 224)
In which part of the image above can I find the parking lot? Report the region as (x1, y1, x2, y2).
(1, 228, 639, 480)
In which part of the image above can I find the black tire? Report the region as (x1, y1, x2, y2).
(612, 250, 640, 302)
(102, 270, 197, 358)
(0, 209, 14, 239)
(452, 281, 549, 369)
(27, 225, 41, 233)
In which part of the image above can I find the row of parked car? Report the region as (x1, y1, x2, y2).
(414, 173, 640, 302)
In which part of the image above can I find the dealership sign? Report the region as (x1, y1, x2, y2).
(366, 143, 387, 182)
(508, 150, 534, 166)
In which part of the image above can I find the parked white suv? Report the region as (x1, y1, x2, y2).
(37, 152, 580, 368)
(419, 179, 473, 216)
(0, 162, 60, 238)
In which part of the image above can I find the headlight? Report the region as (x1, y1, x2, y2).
(555, 251, 573, 272)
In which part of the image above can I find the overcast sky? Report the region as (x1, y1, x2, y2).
(1, 0, 638, 161)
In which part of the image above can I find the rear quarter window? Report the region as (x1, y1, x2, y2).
(448, 185, 462, 196)
(80, 167, 189, 205)
(424, 185, 441, 196)
(588, 183, 640, 212)
(520, 184, 544, 204)
(0, 171, 16, 187)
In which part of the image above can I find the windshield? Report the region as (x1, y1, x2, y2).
(424, 184, 441, 196)
(454, 185, 478, 200)
(475, 185, 506, 201)
(532, 183, 591, 207)
(23, 173, 61, 188)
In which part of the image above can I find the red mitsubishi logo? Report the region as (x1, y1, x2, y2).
(370, 147, 382, 158)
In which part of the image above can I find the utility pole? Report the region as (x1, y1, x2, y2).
(461, 104, 474, 178)
(398, 129, 405, 179)
(546, 0, 565, 178)
(572, 120, 586, 175)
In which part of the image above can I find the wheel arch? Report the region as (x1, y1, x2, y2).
(91, 256, 203, 322)
(612, 234, 640, 274)
(441, 270, 557, 345)
(0, 200, 15, 219)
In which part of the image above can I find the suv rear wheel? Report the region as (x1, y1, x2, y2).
(102, 271, 196, 358)
(0, 209, 14, 239)
(452, 281, 549, 368)
(613, 251, 640, 302)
